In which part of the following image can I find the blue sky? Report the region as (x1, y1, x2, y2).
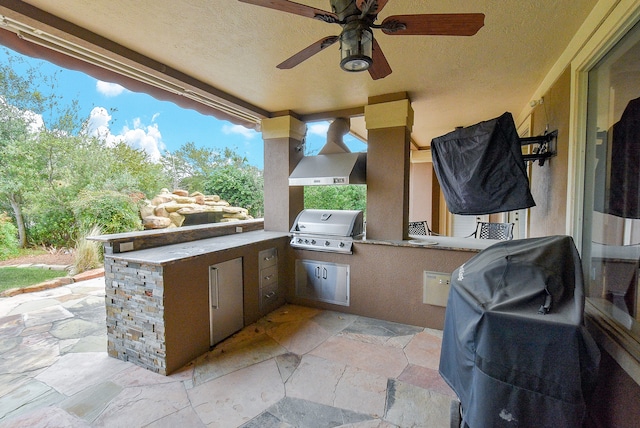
(0, 47, 367, 169)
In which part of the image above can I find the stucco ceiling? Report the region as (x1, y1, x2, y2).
(11, 0, 598, 148)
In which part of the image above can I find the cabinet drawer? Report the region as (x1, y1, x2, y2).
(260, 265, 278, 288)
(260, 282, 280, 312)
(259, 248, 278, 269)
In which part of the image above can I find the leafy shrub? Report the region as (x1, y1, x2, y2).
(71, 225, 102, 275)
(304, 185, 367, 212)
(72, 190, 143, 235)
(26, 207, 77, 248)
(0, 212, 19, 260)
(205, 165, 264, 217)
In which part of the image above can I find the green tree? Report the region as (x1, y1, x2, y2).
(97, 140, 169, 196)
(0, 53, 79, 247)
(0, 50, 169, 248)
(304, 185, 367, 213)
(205, 163, 264, 217)
(0, 118, 34, 248)
(161, 143, 247, 192)
(164, 143, 264, 217)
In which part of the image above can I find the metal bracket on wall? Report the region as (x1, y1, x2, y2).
(520, 129, 558, 166)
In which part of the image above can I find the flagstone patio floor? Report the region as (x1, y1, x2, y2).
(0, 277, 456, 427)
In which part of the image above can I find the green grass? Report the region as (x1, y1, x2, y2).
(0, 267, 68, 292)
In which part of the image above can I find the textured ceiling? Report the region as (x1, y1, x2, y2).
(18, 0, 598, 147)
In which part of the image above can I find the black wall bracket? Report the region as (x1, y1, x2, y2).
(520, 130, 558, 166)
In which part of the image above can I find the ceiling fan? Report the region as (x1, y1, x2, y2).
(238, 0, 484, 80)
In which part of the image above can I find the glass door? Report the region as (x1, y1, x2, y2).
(583, 19, 640, 336)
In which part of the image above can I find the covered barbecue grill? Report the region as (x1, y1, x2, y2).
(290, 209, 363, 254)
(439, 235, 600, 427)
(431, 112, 535, 215)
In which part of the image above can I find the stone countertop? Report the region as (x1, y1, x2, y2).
(357, 235, 503, 252)
(105, 230, 290, 265)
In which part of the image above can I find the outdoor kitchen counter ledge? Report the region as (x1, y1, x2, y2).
(357, 235, 502, 252)
(106, 230, 290, 264)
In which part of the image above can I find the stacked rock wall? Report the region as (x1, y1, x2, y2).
(140, 188, 252, 229)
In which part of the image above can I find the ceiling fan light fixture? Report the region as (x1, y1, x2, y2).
(339, 22, 373, 72)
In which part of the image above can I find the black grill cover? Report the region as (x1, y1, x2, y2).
(431, 112, 535, 215)
(439, 236, 600, 428)
(599, 97, 640, 219)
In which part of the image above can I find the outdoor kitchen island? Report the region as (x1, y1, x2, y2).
(96, 218, 500, 376)
(96, 223, 290, 375)
(288, 235, 494, 332)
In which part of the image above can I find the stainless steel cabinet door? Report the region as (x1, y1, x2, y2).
(209, 258, 244, 346)
(321, 262, 349, 306)
(295, 259, 323, 300)
(295, 259, 349, 306)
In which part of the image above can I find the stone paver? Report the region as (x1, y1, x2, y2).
(0, 279, 456, 427)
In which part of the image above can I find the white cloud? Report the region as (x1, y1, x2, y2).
(121, 122, 165, 161)
(308, 122, 329, 137)
(86, 106, 165, 161)
(0, 96, 45, 133)
(222, 124, 258, 139)
(22, 109, 44, 133)
(87, 106, 117, 145)
(96, 81, 126, 97)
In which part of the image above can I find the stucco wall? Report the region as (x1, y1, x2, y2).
(288, 243, 477, 329)
(528, 67, 571, 237)
(526, 67, 640, 427)
(138, 236, 289, 374)
(409, 162, 432, 223)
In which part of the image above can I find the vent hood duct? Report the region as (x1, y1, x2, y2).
(289, 117, 367, 186)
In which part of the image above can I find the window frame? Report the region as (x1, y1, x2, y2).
(568, 0, 640, 384)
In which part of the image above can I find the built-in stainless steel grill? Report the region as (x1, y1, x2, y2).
(290, 209, 364, 254)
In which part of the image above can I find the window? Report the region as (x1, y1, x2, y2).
(583, 19, 640, 351)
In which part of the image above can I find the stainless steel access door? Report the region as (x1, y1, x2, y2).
(209, 258, 244, 346)
(295, 259, 350, 306)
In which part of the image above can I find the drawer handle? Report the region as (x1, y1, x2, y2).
(264, 255, 275, 261)
(264, 291, 276, 299)
(264, 274, 273, 281)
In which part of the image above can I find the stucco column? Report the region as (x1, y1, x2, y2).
(262, 115, 305, 232)
(364, 95, 414, 240)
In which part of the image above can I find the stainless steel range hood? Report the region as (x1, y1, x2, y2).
(289, 152, 366, 186)
(289, 117, 366, 186)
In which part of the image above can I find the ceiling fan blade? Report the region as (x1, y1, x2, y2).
(238, 0, 338, 22)
(355, 0, 389, 15)
(381, 13, 485, 36)
(368, 39, 392, 80)
(277, 36, 339, 69)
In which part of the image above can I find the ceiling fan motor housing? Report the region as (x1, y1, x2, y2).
(339, 21, 373, 72)
(331, 0, 376, 72)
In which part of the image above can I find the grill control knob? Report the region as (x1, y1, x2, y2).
(339, 242, 345, 247)
(311, 239, 316, 245)
(297, 238, 303, 244)
(304, 239, 309, 244)
(324, 241, 331, 246)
